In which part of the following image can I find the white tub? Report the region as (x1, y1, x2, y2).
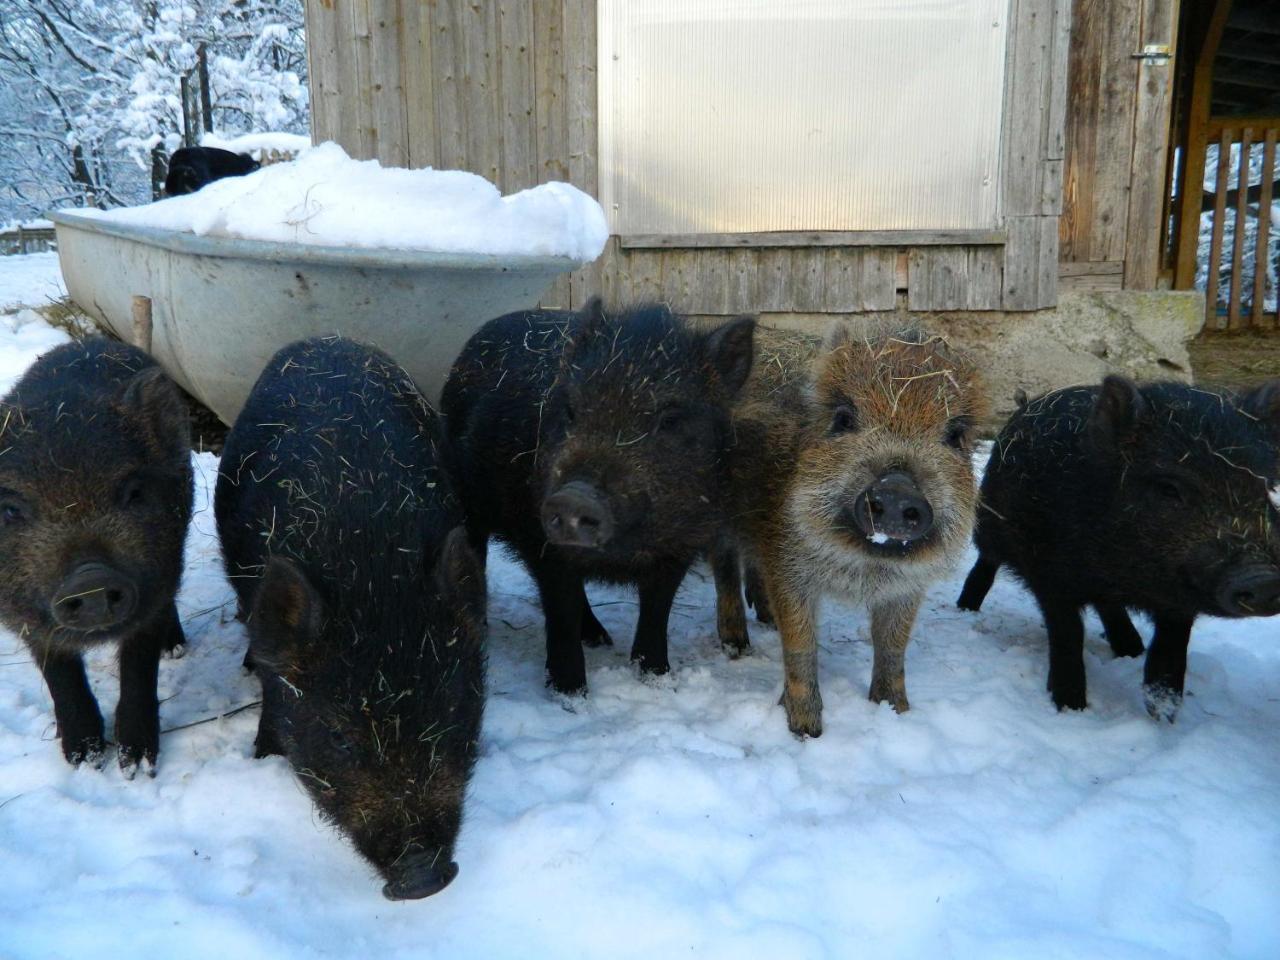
(51, 211, 583, 423)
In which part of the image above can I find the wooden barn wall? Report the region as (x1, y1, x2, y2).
(1058, 0, 1180, 291)
(305, 0, 1070, 313)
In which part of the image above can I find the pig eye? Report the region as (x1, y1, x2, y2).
(1, 502, 25, 526)
(830, 404, 858, 434)
(1151, 477, 1184, 503)
(120, 478, 148, 508)
(563, 402, 576, 425)
(943, 418, 972, 450)
(655, 406, 688, 433)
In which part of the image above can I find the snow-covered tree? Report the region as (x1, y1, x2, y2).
(0, 0, 308, 220)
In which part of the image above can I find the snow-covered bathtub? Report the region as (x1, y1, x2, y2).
(50, 210, 585, 423)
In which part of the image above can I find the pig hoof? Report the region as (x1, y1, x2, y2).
(780, 690, 823, 738)
(546, 673, 587, 697)
(66, 738, 106, 769)
(720, 636, 751, 659)
(382, 859, 459, 901)
(1051, 692, 1087, 712)
(1143, 684, 1182, 723)
(636, 658, 670, 676)
(118, 746, 158, 779)
(162, 642, 187, 660)
(870, 688, 910, 713)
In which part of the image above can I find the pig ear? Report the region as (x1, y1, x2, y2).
(1090, 375, 1147, 443)
(435, 526, 487, 641)
(703, 316, 756, 397)
(249, 557, 324, 669)
(824, 322, 853, 350)
(120, 367, 190, 464)
(1241, 380, 1280, 426)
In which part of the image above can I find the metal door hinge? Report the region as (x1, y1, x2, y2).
(1132, 44, 1171, 65)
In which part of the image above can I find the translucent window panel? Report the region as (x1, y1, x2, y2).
(597, 0, 1010, 235)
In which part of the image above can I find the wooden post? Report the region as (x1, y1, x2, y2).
(1253, 129, 1277, 328)
(131, 296, 153, 354)
(1204, 127, 1233, 329)
(1227, 126, 1251, 329)
(1173, 0, 1232, 289)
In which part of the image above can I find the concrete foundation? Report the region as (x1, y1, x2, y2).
(743, 289, 1206, 430)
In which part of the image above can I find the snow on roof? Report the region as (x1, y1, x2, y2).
(72, 142, 609, 262)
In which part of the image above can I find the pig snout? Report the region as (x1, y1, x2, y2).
(51, 562, 138, 631)
(847, 471, 935, 543)
(1215, 564, 1280, 617)
(381, 855, 459, 901)
(542, 481, 616, 549)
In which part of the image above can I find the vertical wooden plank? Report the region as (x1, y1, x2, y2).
(661, 252, 698, 312)
(350, 0, 377, 159)
(1228, 127, 1252, 330)
(860, 250, 897, 311)
(791, 250, 826, 313)
(456, 0, 498, 183)
(1001, 0, 1051, 219)
(533, 0, 569, 182)
(497, 0, 536, 191)
(1044, 0, 1073, 161)
(1252, 130, 1276, 329)
(908, 248, 969, 311)
(1173, 0, 1232, 288)
(1204, 127, 1233, 330)
(368, 0, 407, 167)
(1088, 0, 1141, 261)
(755, 250, 794, 313)
(1003, 217, 1040, 309)
(726, 250, 756, 314)
(430, 1, 467, 170)
(563, 0, 602, 306)
(965, 247, 1005, 309)
(821, 249, 860, 313)
(1036, 214, 1060, 307)
(303, 0, 342, 146)
(401, 0, 437, 168)
(1123, 0, 1180, 289)
(694, 252, 731, 315)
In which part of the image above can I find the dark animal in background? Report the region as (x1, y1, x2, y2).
(164, 146, 260, 196)
(442, 299, 755, 694)
(215, 337, 486, 901)
(719, 323, 985, 737)
(958, 376, 1280, 720)
(0, 340, 193, 774)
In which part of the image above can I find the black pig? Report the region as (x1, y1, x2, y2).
(164, 146, 260, 196)
(442, 299, 754, 694)
(0, 339, 192, 774)
(215, 336, 485, 900)
(958, 375, 1280, 719)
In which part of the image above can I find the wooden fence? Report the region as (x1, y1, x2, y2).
(1198, 119, 1278, 331)
(0, 225, 56, 256)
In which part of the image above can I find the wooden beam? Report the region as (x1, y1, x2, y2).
(1252, 129, 1276, 328)
(1173, 0, 1234, 289)
(1204, 126, 1234, 329)
(619, 230, 1007, 250)
(1227, 126, 1251, 329)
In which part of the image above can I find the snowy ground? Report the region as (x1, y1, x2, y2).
(0, 254, 1278, 959)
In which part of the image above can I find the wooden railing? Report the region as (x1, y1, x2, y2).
(1193, 119, 1278, 332)
(0, 225, 56, 256)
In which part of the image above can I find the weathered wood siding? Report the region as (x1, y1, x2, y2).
(1059, 0, 1180, 290)
(305, 0, 1070, 313)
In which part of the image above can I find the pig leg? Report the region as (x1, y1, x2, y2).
(744, 562, 774, 625)
(957, 555, 999, 611)
(631, 566, 685, 675)
(710, 537, 750, 657)
(37, 648, 105, 766)
(115, 603, 177, 777)
(528, 558, 588, 694)
(1142, 612, 1193, 722)
(1095, 602, 1144, 658)
(254, 678, 286, 758)
(1039, 593, 1088, 711)
(868, 591, 923, 712)
(764, 564, 822, 737)
(578, 583, 613, 648)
